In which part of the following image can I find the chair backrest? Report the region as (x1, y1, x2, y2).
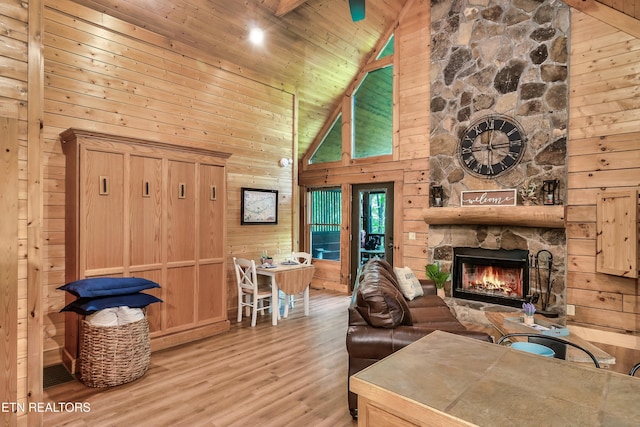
(528, 335, 567, 360)
(233, 257, 258, 292)
(497, 333, 600, 368)
(291, 251, 312, 265)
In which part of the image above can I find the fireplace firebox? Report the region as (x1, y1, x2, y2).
(452, 247, 529, 307)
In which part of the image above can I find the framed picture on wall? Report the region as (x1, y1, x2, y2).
(241, 188, 279, 225)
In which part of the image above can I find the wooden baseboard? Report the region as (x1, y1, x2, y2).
(62, 321, 231, 374)
(150, 321, 230, 352)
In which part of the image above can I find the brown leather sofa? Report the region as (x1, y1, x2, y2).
(346, 259, 493, 418)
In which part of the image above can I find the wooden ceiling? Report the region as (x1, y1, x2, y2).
(67, 0, 638, 159)
(69, 0, 408, 158)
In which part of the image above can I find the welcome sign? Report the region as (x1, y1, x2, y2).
(461, 189, 517, 207)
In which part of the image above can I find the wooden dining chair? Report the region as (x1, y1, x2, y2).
(233, 257, 273, 327)
(291, 251, 312, 265)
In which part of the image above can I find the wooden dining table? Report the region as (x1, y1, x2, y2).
(255, 263, 315, 325)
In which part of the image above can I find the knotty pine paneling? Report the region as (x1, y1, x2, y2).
(567, 11, 640, 341)
(0, 117, 19, 421)
(42, 0, 295, 365)
(0, 0, 30, 421)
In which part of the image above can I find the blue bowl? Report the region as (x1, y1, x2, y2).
(511, 342, 555, 358)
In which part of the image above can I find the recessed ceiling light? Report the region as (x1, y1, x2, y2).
(249, 27, 264, 45)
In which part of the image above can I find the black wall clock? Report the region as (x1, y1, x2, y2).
(458, 115, 526, 177)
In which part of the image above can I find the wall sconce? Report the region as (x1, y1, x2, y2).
(279, 158, 293, 168)
(542, 179, 559, 205)
(431, 185, 444, 207)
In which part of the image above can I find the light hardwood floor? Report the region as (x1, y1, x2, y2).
(44, 290, 358, 426)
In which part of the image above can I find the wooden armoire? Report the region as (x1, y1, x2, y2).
(61, 129, 231, 373)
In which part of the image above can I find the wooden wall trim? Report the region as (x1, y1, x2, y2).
(564, 0, 640, 38)
(0, 117, 18, 423)
(27, 0, 44, 420)
(292, 93, 300, 251)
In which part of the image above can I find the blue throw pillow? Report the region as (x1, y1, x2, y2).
(60, 293, 163, 315)
(58, 277, 160, 298)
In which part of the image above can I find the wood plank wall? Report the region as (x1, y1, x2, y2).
(567, 10, 640, 363)
(396, 0, 430, 274)
(597, 0, 640, 20)
(0, 0, 29, 423)
(0, 118, 19, 424)
(3, 1, 639, 413)
(41, 0, 295, 367)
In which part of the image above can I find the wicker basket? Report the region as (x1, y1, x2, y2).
(79, 317, 150, 387)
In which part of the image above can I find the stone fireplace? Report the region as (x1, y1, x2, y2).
(427, 0, 569, 316)
(428, 223, 565, 315)
(452, 247, 529, 307)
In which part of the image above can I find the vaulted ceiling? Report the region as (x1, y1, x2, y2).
(70, 0, 408, 158)
(69, 0, 639, 159)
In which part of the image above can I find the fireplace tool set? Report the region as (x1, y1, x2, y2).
(528, 250, 559, 318)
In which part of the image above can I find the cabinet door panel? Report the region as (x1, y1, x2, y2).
(129, 155, 163, 267)
(198, 262, 225, 322)
(166, 266, 195, 329)
(167, 160, 196, 262)
(84, 149, 124, 270)
(596, 189, 639, 278)
(199, 164, 225, 259)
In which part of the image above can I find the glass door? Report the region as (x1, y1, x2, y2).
(350, 182, 394, 290)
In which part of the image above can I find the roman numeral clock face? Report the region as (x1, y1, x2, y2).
(459, 116, 526, 177)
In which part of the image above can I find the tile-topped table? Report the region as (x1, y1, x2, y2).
(350, 330, 640, 426)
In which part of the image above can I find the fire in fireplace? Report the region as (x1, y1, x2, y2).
(452, 247, 529, 307)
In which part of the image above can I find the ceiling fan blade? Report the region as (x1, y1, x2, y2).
(349, 0, 365, 22)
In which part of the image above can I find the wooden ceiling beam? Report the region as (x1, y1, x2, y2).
(275, 0, 309, 17)
(565, 0, 640, 38)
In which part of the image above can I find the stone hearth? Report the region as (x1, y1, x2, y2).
(444, 297, 566, 329)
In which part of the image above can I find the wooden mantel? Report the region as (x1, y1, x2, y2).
(423, 205, 565, 228)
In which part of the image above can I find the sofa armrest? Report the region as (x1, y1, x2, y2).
(346, 325, 438, 360)
(346, 325, 493, 360)
(348, 306, 369, 326)
(419, 279, 437, 296)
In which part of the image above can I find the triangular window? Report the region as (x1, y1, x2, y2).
(309, 114, 342, 164)
(377, 35, 394, 59)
